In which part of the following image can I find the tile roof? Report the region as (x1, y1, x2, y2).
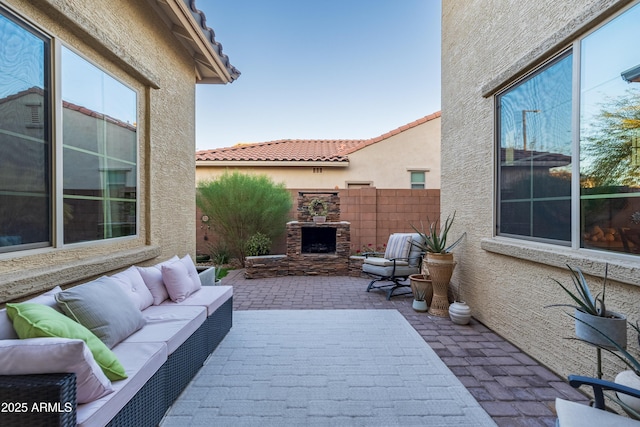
(184, 0, 240, 82)
(196, 111, 441, 162)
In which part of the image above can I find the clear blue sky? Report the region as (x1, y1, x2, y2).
(194, 0, 441, 150)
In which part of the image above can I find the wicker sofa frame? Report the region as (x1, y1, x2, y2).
(0, 297, 233, 427)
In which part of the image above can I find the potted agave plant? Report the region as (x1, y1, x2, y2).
(548, 264, 627, 351)
(410, 212, 465, 317)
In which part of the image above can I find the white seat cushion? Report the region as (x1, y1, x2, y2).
(363, 257, 409, 267)
(555, 398, 640, 427)
(122, 305, 206, 354)
(160, 285, 232, 316)
(77, 341, 167, 427)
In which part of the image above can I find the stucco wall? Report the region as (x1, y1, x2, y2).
(195, 116, 441, 189)
(0, 0, 198, 302)
(442, 0, 640, 382)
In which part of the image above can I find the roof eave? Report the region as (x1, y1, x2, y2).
(147, 0, 240, 84)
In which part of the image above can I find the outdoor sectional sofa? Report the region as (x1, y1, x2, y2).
(0, 257, 232, 427)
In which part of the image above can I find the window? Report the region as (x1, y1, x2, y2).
(61, 47, 137, 244)
(497, 3, 640, 256)
(0, 10, 51, 252)
(410, 171, 426, 189)
(0, 8, 138, 253)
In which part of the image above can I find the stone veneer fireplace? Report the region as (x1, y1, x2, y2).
(244, 192, 352, 278)
(286, 192, 351, 276)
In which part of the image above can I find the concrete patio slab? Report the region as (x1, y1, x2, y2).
(161, 309, 497, 426)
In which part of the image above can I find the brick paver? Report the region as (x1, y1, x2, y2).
(222, 270, 590, 427)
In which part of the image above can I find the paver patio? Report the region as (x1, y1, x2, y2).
(219, 269, 590, 427)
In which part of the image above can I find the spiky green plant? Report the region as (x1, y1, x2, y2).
(547, 264, 609, 317)
(410, 211, 465, 254)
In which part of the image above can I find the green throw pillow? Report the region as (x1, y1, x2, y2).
(6, 303, 127, 381)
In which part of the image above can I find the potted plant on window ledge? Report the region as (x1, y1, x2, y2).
(411, 212, 465, 317)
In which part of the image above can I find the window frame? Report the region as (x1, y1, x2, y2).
(489, 1, 640, 271)
(0, 5, 140, 256)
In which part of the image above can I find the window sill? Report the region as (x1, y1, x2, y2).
(480, 237, 640, 286)
(0, 245, 161, 303)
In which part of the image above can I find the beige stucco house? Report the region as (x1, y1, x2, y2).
(0, 0, 238, 303)
(195, 112, 441, 190)
(442, 0, 640, 383)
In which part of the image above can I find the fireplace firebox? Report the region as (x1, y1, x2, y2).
(301, 227, 336, 253)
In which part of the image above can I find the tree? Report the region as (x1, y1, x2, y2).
(196, 171, 292, 264)
(582, 89, 640, 188)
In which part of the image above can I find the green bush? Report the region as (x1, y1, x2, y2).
(197, 171, 292, 265)
(245, 232, 271, 256)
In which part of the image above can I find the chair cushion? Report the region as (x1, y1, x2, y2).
(56, 276, 146, 349)
(0, 338, 114, 403)
(363, 257, 409, 267)
(384, 234, 412, 260)
(5, 303, 127, 381)
(555, 398, 640, 427)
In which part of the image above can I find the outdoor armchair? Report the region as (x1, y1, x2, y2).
(362, 233, 423, 300)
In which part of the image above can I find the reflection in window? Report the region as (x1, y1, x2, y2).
(496, 2, 640, 256)
(0, 9, 50, 252)
(580, 3, 640, 255)
(497, 53, 573, 243)
(62, 47, 137, 244)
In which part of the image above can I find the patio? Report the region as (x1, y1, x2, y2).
(167, 270, 590, 426)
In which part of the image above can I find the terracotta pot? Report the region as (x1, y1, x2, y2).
(409, 274, 432, 308)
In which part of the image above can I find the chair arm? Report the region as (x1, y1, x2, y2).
(568, 374, 640, 409)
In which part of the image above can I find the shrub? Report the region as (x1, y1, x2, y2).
(245, 232, 271, 256)
(197, 172, 292, 264)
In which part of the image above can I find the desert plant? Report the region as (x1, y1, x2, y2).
(547, 264, 610, 317)
(410, 211, 465, 254)
(245, 232, 271, 257)
(197, 172, 292, 265)
(208, 241, 231, 265)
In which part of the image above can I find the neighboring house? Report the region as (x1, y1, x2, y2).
(195, 112, 441, 190)
(0, 0, 239, 302)
(442, 0, 640, 382)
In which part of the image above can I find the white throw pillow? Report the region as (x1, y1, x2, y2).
(136, 256, 179, 305)
(111, 266, 154, 311)
(161, 255, 202, 303)
(0, 338, 114, 403)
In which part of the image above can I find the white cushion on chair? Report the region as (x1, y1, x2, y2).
(555, 398, 640, 427)
(384, 234, 412, 260)
(363, 257, 409, 267)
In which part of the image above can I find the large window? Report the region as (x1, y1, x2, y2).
(497, 2, 640, 256)
(0, 10, 50, 252)
(61, 47, 137, 244)
(0, 7, 137, 253)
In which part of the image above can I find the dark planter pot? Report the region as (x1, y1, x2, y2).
(574, 308, 627, 350)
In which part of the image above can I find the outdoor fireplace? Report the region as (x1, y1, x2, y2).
(301, 227, 336, 253)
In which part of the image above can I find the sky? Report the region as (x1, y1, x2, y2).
(194, 0, 441, 150)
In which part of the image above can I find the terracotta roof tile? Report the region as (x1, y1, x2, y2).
(196, 111, 441, 162)
(185, 0, 240, 81)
